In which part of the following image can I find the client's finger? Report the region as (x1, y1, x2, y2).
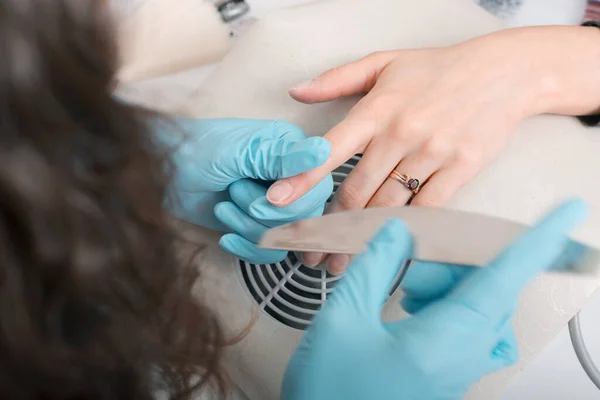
(230, 178, 332, 227)
(328, 137, 409, 214)
(367, 143, 447, 209)
(409, 153, 484, 208)
(289, 51, 399, 104)
(249, 177, 333, 225)
(267, 104, 376, 207)
(325, 137, 410, 272)
(328, 152, 442, 275)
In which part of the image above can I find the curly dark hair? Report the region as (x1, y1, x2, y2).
(0, 0, 226, 398)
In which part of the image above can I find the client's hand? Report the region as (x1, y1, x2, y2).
(282, 200, 587, 400)
(159, 118, 333, 264)
(268, 26, 600, 273)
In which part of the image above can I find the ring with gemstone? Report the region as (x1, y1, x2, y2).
(388, 171, 420, 194)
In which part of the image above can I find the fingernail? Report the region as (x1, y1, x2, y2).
(267, 181, 294, 205)
(289, 79, 314, 93)
(302, 252, 323, 267)
(328, 254, 350, 276)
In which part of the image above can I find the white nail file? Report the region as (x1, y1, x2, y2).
(259, 207, 600, 275)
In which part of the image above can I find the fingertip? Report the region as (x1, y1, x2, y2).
(301, 252, 325, 267)
(288, 88, 311, 102)
(400, 297, 427, 315)
(544, 198, 588, 227)
(213, 201, 233, 220)
(218, 233, 236, 250)
(556, 198, 588, 224)
(289, 79, 314, 92)
(213, 202, 225, 216)
(289, 80, 319, 103)
(327, 254, 350, 276)
(524, 198, 589, 244)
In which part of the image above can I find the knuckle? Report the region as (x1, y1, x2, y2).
(362, 94, 393, 122)
(366, 50, 385, 60)
(421, 138, 452, 160)
(363, 51, 387, 65)
(391, 110, 431, 143)
(364, 50, 398, 65)
(454, 148, 482, 169)
(335, 181, 369, 210)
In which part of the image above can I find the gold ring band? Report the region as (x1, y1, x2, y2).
(388, 171, 420, 194)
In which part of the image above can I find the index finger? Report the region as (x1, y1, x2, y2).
(447, 199, 589, 320)
(266, 103, 376, 206)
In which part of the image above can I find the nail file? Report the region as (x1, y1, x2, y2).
(259, 207, 600, 275)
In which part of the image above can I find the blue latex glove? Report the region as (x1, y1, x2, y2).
(282, 199, 587, 400)
(214, 174, 332, 263)
(158, 118, 333, 263)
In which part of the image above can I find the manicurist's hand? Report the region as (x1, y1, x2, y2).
(268, 25, 600, 273)
(282, 199, 588, 400)
(158, 118, 333, 264)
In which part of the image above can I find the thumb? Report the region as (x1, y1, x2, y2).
(288, 51, 398, 104)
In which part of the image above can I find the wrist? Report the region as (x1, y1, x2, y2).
(463, 26, 600, 118)
(521, 25, 600, 117)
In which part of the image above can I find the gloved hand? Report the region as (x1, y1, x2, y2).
(214, 174, 332, 263)
(282, 199, 587, 400)
(158, 118, 333, 263)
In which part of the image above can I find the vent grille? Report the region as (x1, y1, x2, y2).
(238, 155, 404, 330)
